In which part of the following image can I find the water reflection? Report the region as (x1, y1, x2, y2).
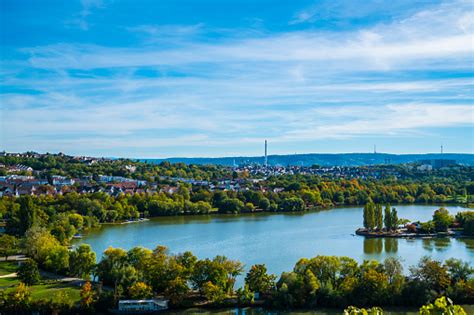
(421, 238, 451, 252)
(457, 238, 474, 250)
(363, 238, 400, 254)
(384, 238, 398, 253)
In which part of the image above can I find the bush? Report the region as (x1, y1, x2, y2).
(17, 259, 40, 285)
(419, 296, 466, 315)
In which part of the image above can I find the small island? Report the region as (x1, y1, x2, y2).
(355, 202, 473, 238)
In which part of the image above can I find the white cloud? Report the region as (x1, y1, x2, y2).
(2, 0, 473, 155)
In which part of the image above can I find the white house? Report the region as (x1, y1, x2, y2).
(117, 299, 168, 313)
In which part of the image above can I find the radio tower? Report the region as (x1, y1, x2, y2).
(264, 140, 268, 168)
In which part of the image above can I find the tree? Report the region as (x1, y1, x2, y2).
(419, 296, 466, 315)
(165, 277, 189, 305)
(45, 245, 70, 274)
(363, 201, 375, 230)
(80, 281, 95, 310)
(279, 197, 305, 212)
(202, 281, 226, 302)
(18, 196, 37, 235)
(215, 256, 244, 294)
(17, 259, 40, 285)
(433, 208, 453, 232)
(390, 207, 398, 230)
(374, 204, 383, 230)
(444, 258, 472, 283)
(236, 285, 254, 304)
(384, 204, 392, 230)
(191, 258, 227, 294)
(0, 234, 18, 260)
(245, 264, 276, 294)
(23, 225, 61, 263)
(383, 257, 403, 284)
(70, 244, 96, 279)
(6, 282, 32, 311)
(410, 256, 450, 293)
(128, 281, 153, 299)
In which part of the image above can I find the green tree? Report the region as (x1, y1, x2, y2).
(391, 208, 398, 230)
(236, 285, 254, 304)
(375, 204, 383, 230)
(23, 226, 61, 263)
(363, 201, 375, 230)
(432, 208, 453, 232)
(18, 196, 37, 235)
(191, 258, 227, 294)
(245, 264, 276, 294)
(70, 244, 96, 279)
(410, 256, 450, 293)
(0, 234, 19, 260)
(17, 259, 40, 285)
(444, 258, 472, 283)
(45, 245, 70, 274)
(202, 281, 226, 302)
(384, 204, 392, 230)
(165, 277, 189, 305)
(128, 281, 153, 299)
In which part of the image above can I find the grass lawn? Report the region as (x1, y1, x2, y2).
(0, 261, 19, 276)
(29, 282, 81, 303)
(0, 269, 81, 304)
(0, 276, 20, 288)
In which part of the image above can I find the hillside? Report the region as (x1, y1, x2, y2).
(141, 153, 474, 167)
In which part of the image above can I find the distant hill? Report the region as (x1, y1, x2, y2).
(141, 153, 474, 167)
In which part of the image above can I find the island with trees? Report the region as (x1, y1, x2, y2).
(356, 202, 474, 238)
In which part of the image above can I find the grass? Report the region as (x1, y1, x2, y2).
(0, 266, 81, 304)
(0, 276, 20, 288)
(0, 261, 19, 276)
(29, 282, 81, 303)
(2, 281, 82, 304)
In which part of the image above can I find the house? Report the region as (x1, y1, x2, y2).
(0, 186, 15, 197)
(117, 298, 168, 313)
(7, 164, 33, 173)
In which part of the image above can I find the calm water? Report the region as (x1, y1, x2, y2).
(79, 205, 473, 286)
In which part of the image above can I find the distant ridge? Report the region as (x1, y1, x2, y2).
(141, 153, 474, 167)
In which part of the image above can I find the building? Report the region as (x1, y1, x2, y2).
(117, 299, 168, 313)
(419, 159, 456, 169)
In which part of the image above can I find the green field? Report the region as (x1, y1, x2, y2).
(0, 261, 81, 304)
(0, 261, 19, 276)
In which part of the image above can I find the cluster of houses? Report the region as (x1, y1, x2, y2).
(0, 172, 288, 198)
(233, 164, 402, 180)
(0, 174, 153, 198)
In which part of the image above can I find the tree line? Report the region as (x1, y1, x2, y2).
(1, 238, 472, 313)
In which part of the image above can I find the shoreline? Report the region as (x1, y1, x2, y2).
(355, 228, 471, 239)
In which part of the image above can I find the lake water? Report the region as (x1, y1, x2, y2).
(79, 205, 473, 286)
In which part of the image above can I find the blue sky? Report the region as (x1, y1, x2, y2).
(1, 0, 473, 158)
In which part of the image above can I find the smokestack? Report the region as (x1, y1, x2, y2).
(264, 140, 268, 167)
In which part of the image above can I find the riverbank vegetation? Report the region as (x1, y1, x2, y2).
(0, 236, 472, 313)
(358, 202, 474, 237)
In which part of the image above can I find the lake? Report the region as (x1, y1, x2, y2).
(79, 205, 473, 286)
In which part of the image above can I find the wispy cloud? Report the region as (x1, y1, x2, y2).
(65, 0, 107, 30)
(1, 0, 473, 156)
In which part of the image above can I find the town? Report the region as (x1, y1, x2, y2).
(0, 152, 466, 199)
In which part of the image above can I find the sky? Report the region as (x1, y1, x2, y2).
(0, 0, 473, 158)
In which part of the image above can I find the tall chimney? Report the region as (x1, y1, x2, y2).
(264, 140, 268, 167)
